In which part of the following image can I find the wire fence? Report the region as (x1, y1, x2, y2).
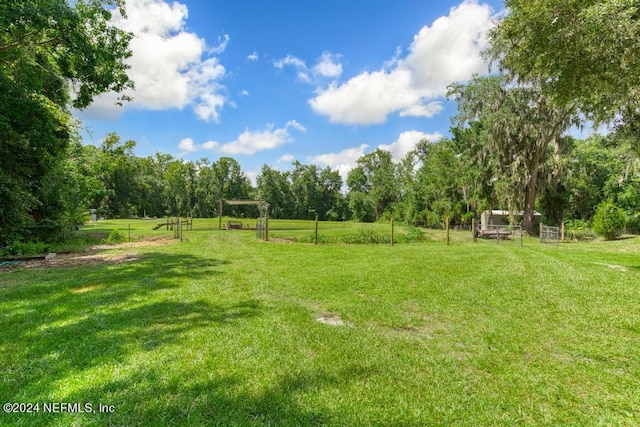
(474, 224, 525, 246)
(540, 225, 560, 245)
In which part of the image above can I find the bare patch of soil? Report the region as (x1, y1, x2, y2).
(264, 237, 296, 244)
(316, 311, 346, 326)
(1, 251, 142, 272)
(90, 235, 176, 250)
(0, 236, 176, 272)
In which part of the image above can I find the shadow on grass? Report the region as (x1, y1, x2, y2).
(58, 363, 375, 426)
(0, 252, 263, 414)
(0, 244, 378, 425)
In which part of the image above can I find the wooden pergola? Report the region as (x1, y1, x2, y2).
(218, 199, 269, 238)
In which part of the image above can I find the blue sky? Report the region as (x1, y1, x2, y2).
(77, 0, 506, 183)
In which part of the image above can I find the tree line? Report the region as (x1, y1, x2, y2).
(2, 0, 639, 244)
(25, 126, 639, 232)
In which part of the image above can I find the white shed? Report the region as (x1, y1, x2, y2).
(480, 210, 541, 230)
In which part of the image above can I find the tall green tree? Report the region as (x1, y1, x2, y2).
(318, 167, 344, 221)
(450, 123, 496, 217)
(193, 158, 218, 217)
(212, 157, 253, 216)
(290, 162, 322, 220)
(256, 165, 294, 219)
(536, 135, 575, 225)
(163, 160, 193, 216)
(414, 139, 466, 226)
(395, 149, 424, 225)
(560, 132, 640, 228)
(347, 149, 398, 221)
(0, 0, 132, 243)
(93, 133, 141, 218)
(137, 153, 173, 218)
(488, 0, 640, 124)
(449, 75, 578, 233)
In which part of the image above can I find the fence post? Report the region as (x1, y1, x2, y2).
(265, 205, 269, 242)
(391, 218, 394, 246)
(315, 215, 319, 245)
(446, 216, 450, 246)
(472, 218, 476, 242)
(218, 200, 223, 230)
(128, 224, 131, 243)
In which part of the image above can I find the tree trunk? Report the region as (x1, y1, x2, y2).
(522, 141, 546, 235)
(522, 170, 538, 235)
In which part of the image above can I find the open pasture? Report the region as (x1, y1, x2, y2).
(1, 219, 639, 426)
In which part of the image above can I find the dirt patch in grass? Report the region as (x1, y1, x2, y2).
(316, 311, 346, 326)
(1, 251, 143, 271)
(594, 262, 629, 272)
(0, 236, 176, 272)
(90, 235, 176, 250)
(262, 237, 296, 244)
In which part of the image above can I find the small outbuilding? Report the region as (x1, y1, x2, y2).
(480, 210, 541, 230)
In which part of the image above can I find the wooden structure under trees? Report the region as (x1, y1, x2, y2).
(218, 199, 269, 241)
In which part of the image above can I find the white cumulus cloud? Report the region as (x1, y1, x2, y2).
(219, 127, 290, 155)
(274, 54, 307, 70)
(277, 154, 295, 163)
(218, 121, 306, 156)
(285, 120, 306, 132)
(309, 144, 369, 183)
(274, 54, 311, 82)
(310, 69, 418, 125)
(82, 0, 229, 122)
(378, 130, 443, 161)
(178, 137, 198, 152)
(313, 52, 343, 78)
(309, 0, 497, 125)
(275, 51, 343, 84)
(309, 130, 444, 181)
(202, 140, 219, 150)
(399, 102, 444, 119)
(177, 122, 304, 156)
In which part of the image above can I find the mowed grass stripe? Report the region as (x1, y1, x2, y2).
(1, 219, 638, 425)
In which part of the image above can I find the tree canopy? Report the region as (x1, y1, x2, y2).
(448, 75, 579, 233)
(0, 0, 133, 244)
(488, 0, 640, 124)
(2, 0, 639, 245)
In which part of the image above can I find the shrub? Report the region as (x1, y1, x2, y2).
(294, 233, 332, 244)
(104, 228, 126, 244)
(592, 200, 627, 240)
(564, 219, 596, 241)
(2, 240, 49, 256)
(403, 225, 425, 242)
(343, 229, 390, 244)
(624, 212, 640, 234)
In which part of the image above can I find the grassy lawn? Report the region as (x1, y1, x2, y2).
(1, 219, 639, 426)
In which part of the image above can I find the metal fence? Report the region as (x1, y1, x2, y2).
(475, 224, 524, 246)
(540, 225, 560, 245)
(256, 218, 267, 241)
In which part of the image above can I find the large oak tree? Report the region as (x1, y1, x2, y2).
(0, 0, 133, 243)
(449, 75, 578, 233)
(488, 0, 640, 124)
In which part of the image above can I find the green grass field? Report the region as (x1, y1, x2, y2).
(1, 218, 639, 426)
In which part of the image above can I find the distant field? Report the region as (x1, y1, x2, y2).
(1, 219, 639, 425)
(78, 217, 475, 244)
